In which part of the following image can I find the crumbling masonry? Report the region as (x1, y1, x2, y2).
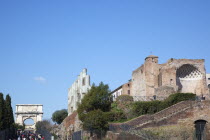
(131, 55, 209, 99)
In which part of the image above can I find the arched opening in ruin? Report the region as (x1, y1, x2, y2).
(176, 64, 203, 93)
(24, 118, 34, 126)
(24, 118, 35, 130)
(194, 120, 207, 140)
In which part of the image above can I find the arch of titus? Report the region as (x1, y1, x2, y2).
(15, 104, 43, 130)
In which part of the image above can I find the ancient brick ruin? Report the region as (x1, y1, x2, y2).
(127, 55, 209, 100)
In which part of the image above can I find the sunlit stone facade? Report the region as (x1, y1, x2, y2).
(131, 56, 209, 99)
(68, 69, 91, 115)
(207, 74, 210, 90)
(15, 104, 43, 130)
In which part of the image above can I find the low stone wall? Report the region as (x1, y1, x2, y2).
(106, 131, 143, 140)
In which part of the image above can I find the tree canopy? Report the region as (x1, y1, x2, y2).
(0, 93, 5, 130)
(77, 82, 112, 134)
(0, 93, 15, 130)
(5, 94, 15, 128)
(82, 110, 108, 132)
(51, 109, 68, 124)
(0, 93, 15, 139)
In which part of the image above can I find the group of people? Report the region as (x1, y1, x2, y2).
(16, 130, 45, 140)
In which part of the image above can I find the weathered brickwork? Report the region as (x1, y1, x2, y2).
(132, 56, 209, 98)
(54, 111, 82, 139)
(111, 81, 132, 100)
(207, 74, 210, 90)
(122, 81, 132, 96)
(109, 100, 210, 139)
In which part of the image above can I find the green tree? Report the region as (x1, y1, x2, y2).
(51, 109, 68, 124)
(0, 93, 5, 130)
(5, 94, 14, 128)
(77, 82, 112, 134)
(14, 123, 25, 130)
(82, 110, 108, 135)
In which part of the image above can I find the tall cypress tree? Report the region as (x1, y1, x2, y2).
(0, 93, 5, 130)
(5, 94, 14, 128)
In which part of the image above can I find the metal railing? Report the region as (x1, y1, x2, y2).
(132, 96, 167, 101)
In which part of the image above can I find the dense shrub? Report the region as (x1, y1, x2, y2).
(104, 111, 127, 122)
(106, 93, 196, 123)
(109, 96, 134, 122)
(164, 93, 196, 107)
(132, 100, 162, 116)
(132, 93, 195, 117)
(82, 110, 108, 136)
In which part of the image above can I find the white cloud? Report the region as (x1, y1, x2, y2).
(34, 76, 46, 83)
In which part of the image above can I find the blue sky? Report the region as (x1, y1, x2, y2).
(0, 0, 210, 120)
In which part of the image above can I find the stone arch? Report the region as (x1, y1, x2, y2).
(194, 120, 207, 140)
(176, 64, 203, 94)
(15, 104, 43, 131)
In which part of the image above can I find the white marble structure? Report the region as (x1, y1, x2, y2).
(68, 69, 91, 115)
(15, 104, 43, 130)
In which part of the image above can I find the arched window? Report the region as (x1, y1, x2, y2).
(194, 120, 207, 140)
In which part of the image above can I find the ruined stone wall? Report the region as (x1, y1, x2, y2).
(132, 65, 146, 97)
(131, 55, 161, 98)
(207, 74, 210, 90)
(55, 112, 82, 140)
(122, 81, 132, 96)
(144, 56, 160, 97)
(109, 100, 210, 139)
(68, 69, 91, 115)
(131, 56, 209, 99)
(159, 67, 176, 87)
(155, 86, 176, 97)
